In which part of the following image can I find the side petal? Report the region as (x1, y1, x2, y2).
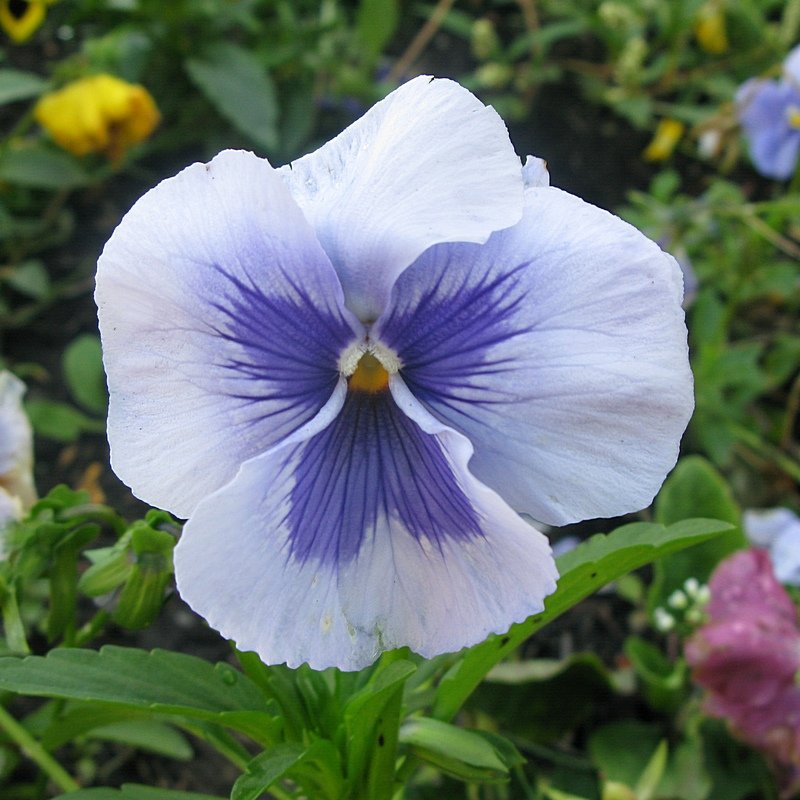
(97, 150, 361, 518)
(279, 76, 523, 321)
(375, 187, 693, 526)
(174, 378, 557, 671)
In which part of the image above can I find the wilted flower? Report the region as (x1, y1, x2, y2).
(693, 2, 728, 55)
(643, 118, 684, 162)
(744, 508, 800, 587)
(0, 372, 36, 550)
(0, 0, 46, 43)
(35, 74, 159, 162)
(685, 549, 800, 793)
(736, 45, 800, 180)
(97, 77, 693, 670)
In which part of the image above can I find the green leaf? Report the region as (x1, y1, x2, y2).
(343, 657, 416, 797)
(399, 717, 518, 784)
(231, 743, 307, 800)
(24, 400, 105, 442)
(0, 145, 91, 189)
(57, 786, 223, 800)
(356, 0, 399, 57)
(0, 647, 280, 743)
(433, 518, 732, 721)
(4, 260, 50, 299)
(0, 69, 48, 105)
(649, 457, 745, 612)
(588, 720, 662, 788)
(185, 43, 279, 152)
(88, 720, 192, 760)
(231, 738, 342, 800)
(62, 334, 107, 415)
(624, 637, 686, 713)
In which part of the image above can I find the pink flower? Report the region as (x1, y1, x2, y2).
(685, 549, 800, 794)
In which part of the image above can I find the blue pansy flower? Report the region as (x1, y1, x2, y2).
(737, 45, 800, 180)
(96, 77, 693, 670)
(744, 508, 800, 587)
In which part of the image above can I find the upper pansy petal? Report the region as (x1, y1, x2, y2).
(97, 149, 361, 518)
(279, 76, 523, 321)
(375, 185, 693, 526)
(174, 377, 557, 671)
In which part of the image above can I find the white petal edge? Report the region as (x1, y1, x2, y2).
(174, 377, 557, 671)
(279, 76, 524, 321)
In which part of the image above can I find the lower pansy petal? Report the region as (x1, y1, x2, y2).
(97, 150, 361, 518)
(174, 378, 556, 671)
(375, 185, 693, 526)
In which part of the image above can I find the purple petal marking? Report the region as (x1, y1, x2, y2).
(284, 389, 483, 565)
(206, 261, 355, 431)
(375, 254, 529, 423)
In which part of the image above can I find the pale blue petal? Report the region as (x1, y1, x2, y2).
(375, 187, 693, 526)
(174, 378, 557, 671)
(97, 150, 362, 518)
(744, 508, 800, 587)
(279, 77, 523, 321)
(736, 78, 800, 180)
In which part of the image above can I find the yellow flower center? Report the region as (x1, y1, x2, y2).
(787, 106, 800, 129)
(348, 352, 390, 393)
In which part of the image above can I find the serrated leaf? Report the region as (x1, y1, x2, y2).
(0, 69, 48, 105)
(185, 43, 278, 152)
(63, 334, 107, 415)
(0, 647, 279, 742)
(433, 518, 732, 721)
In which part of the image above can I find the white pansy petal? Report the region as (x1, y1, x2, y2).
(376, 187, 693, 526)
(279, 76, 523, 320)
(97, 150, 361, 518)
(175, 378, 556, 671)
(0, 371, 35, 509)
(522, 155, 549, 188)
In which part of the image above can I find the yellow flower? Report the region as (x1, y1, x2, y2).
(0, 0, 46, 42)
(34, 74, 160, 162)
(694, 2, 728, 55)
(643, 118, 684, 162)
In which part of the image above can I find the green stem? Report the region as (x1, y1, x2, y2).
(0, 703, 79, 793)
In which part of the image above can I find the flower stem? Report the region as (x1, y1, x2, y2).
(0, 703, 80, 793)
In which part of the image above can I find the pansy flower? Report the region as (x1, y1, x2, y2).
(35, 74, 160, 162)
(0, 371, 36, 556)
(744, 508, 800, 587)
(96, 77, 693, 671)
(737, 45, 800, 180)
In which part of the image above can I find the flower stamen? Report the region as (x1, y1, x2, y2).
(338, 339, 401, 394)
